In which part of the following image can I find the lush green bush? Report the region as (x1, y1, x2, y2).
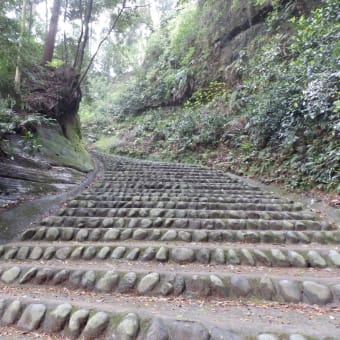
(238, 0, 340, 190)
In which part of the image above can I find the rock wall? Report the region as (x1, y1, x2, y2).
(191, 0, 322, 88)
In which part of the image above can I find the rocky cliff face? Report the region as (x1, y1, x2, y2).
(118, 0, 322, 113)
(190, 0, 322, 89)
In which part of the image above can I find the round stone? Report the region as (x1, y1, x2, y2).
(19, 267, 38, 284)
(259, 277, 275, 300)
(75, 229, 89, 241)
(146, 318, 168, 340)
(271, 249, 289, 267)
(118, 272, 137, 293)
(81, 271, 96, 289)
(103, 229, 120, 241)
(155, 247, 168, 261)
(70, 246, 85, 260)
(210, 275, 227, 297)
(210, 326, 242, 340)
(168, 320, 209, 340)
(16, 246, 30, 260)
(126, 247, 140, 261)
(196, 248, 210, 264)
(97, 246, 111, 259)
(141, 247, 156, 261)
(61, 228, 75, 241)
(55, 247, 72, 260)
(253, 249, 271, 266)
(116, 313, 139, 339)
(240, 249, 255, 266)
(133, 229, 148, 240)
(102, 218, 114, 228)
(227, 249, 240, 265)
(211, 249, 225, 264)
(89, 229, 102, 241)
(186, 275, 211, 297)
(288, 251, 306, 268)
(111, 246, 126, 259)
(82, 311, 109, 338)
(307, 251, 327, 268)
(68, 270, 84, 287)
(95, 271, 119, 292)
(2, 300, 21, 325)
(43, 246, 56, 260)
(29, 247, 43, 260)
(328, 250, 340, 267)
(170, 248, 195, 263)
(278, 280, 301, 303)
(257, 334, 279, 340)
(44, 303, 72, 332)
(289, 335, 307, 340)
(192, 230, 208, 242)
(67, 309, 89, 338)
(230, 276, 251, 297)
(161, 230, 177, 241)
(46, 227, 60, 241)
(302, 281, 332, 305)
(137, 273, 160, 294)
(178, 231, 191, 242)
(52, 269, 70, 285)
(1, 267, 21, 284)
(17, 304, 46, 331)
(83, 246, 97, 260)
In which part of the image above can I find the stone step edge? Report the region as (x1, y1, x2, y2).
(2, 243, 339, 269)
(76, 194, 282, 201)
(67, 200, 303, 211)
(0, 265, 339, 306)
(57, 208, 315, 220)
(20, 226, 340, 244)
(0, 297, 251, 339)
(92, 184, 256, 190)
(85, 189, 261, 194)
(38, 216, 331, 231)
(66, 200, 303, 211)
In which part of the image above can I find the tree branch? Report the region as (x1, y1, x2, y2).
(77, 0, 127, 87)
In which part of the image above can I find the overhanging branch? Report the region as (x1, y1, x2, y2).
(77, 0, 127, 87)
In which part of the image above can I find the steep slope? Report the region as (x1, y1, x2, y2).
(82, 0, 339, 194)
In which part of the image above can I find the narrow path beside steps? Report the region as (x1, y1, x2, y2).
(0, 152, 339, 339)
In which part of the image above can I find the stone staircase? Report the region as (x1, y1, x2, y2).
(0, 153, 339, 339)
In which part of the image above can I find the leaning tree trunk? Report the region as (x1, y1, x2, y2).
(74, 0, 93, 72)
(41, 0, 61, 65)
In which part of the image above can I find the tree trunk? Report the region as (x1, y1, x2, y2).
(14, 0, 28, 92)
(41, 0, 62, 65)
(74, 0, 93, 72)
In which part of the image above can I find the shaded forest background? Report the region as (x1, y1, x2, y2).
(0, 0, 339, 193)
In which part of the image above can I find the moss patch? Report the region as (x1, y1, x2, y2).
(37, 125, 93, 172)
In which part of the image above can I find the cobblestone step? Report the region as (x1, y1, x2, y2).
(1, 152, 338, 339)
(1, 243, 339, 269)
(0, 264, 338, 305)
(67, 199, 303, 211)
(38, 215, 331, 231)
(21, 226, 340, 244)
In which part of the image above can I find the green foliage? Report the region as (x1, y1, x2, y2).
(238, 0, 340, 191)
(46, 59, 65, 68)
(168, 4, 197, 66)
(0, 98, 56, 155)
(184, 81, 228, 109)
(0, 2, 42, 99)
(0, 102, 17, 140)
